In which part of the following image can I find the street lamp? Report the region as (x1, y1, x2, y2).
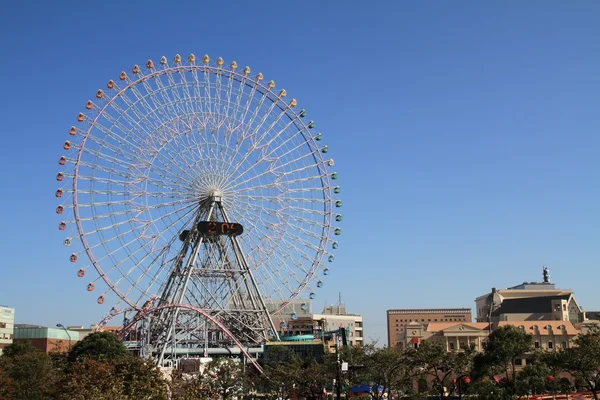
(56, 323, 72, 352)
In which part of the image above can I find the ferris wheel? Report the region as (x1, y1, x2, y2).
(55, 53, 342, 363)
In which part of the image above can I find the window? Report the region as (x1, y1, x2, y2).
(548, 341, 553, 349)
(449, 343, 455, 350)
(428, 319, 431, 322)
(0, 322, 6, 328)
(434, 319, 438, 322)
(562, 341, 567, 349)
(534, 341, 540, 349)
(563, 304, 567, 311)
(515, 359, 523, 366)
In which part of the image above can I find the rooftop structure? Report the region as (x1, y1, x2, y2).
(474, 267, 585, 325)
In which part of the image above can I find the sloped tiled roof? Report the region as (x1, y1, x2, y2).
(497, 321, 578, 335)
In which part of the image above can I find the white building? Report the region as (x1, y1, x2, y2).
(0, 305, 15, 355)
(314, 305, 363, 346)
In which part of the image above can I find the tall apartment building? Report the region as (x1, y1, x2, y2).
(0, 305, 15, 355)
(387, 308, 472, 347)
(474, 269, 585, 326)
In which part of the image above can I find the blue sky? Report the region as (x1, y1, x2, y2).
(0, 1, 598, 344)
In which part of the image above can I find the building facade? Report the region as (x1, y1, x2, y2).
(313, 305, 363, 346)
(387, 308, 472, 347)
(0, 306, 15, 355)
(475, 280, 585, 326)
(397, 321, 490, 351)
(13, 325, 80, 353)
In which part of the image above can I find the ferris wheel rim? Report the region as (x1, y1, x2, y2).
(61, 56, 340, 312)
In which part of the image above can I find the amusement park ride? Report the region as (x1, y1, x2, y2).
(54, 53, 342, 371)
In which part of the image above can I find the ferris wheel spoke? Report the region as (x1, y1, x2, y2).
(102, 204, 198, 297)
(233, 207, 310, 290)
(224, 116, 311, 183)
(223, 102, 293, 179)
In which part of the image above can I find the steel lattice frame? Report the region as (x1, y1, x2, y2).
(55, 53, 342, 364)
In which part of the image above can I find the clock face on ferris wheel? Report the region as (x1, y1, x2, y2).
(54, 53, 343, 316)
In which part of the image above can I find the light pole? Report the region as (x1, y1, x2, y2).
(56, 323, 72, 352)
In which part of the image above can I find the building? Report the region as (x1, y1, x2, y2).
(397, 321, 489, 351)
(68, 325, 122, 340)
(265, 299, 313, 334)
(474, 268, 585, 326)
(13, 325, 80, 353)
(313, 304, 363, 346)
(0, 305, 15, 355)
(585, 311, 600, 321)
(387, 308, 472, 347)
(497, 321, 579, 351)
(268, 299, 363, 347)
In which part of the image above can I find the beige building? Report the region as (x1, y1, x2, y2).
(0, 305, 15, 355)
(475, 278, 585, 326)
(387, 308, 472, 347)
(398, 321, 490, 351)
(497, 321, 579, 351)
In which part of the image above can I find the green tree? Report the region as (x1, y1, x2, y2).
(1, 341, 38, 358)
(554, 327, 600, 400)
(67, 331, 129, 362)
(0, 366, 14, 400)
(261, 353, 331, 400)
(412, 340, 475, 400)
(0, 351, 60, 400)
(59, 357, 168, 400)
(470, 325, 533, 399)
(201, 358, 245, 400)
(361, 345, 412, 400)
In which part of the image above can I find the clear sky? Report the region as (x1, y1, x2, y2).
(0, 1, 598, 344)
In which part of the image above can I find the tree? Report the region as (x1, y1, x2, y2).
(412, 340, 475, 400)
(514, 361, 552, 396)
(470, 325, 532, 399)
(0, 366, 14, 400)
(0, 351, 60, 400)
(554, 327, 600, 400)
(67, 331, 129, 362)
(361, 345, 412, 400)
(261, 353, 332, 400)
(1, 341, 38, 358)
(59, 357, 168, 400)
(200, 358, 245, 400)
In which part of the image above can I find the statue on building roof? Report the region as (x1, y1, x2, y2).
(543, 266, 550, 283)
